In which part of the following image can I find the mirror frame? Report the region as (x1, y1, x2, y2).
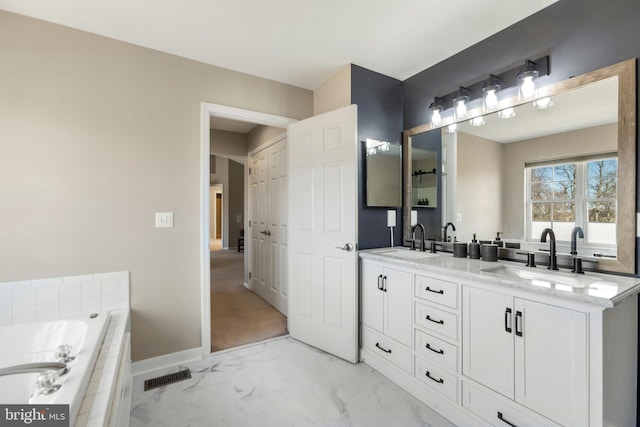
(402, 59, 636, 274)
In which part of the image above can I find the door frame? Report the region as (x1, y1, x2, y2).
(200, 102, 296, 358)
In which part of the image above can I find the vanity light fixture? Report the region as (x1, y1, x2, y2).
(533, 97, 554, 109)
(469, 116, 485, 127)
(498, 107, 516, 119)
(482, 74, 501, 112)
(517, 59, 540, 100)
(453, 87, 470, 120)
(429, 97, 444, 126)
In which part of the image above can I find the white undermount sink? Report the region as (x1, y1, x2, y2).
(480, 264, 599, 289)
(376, 249, 438, 260)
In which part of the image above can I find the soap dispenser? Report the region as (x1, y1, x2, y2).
(492, 232, 504, 248)
(469, 234, 481, 259)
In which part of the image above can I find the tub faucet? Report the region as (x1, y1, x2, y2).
(411, 223, 426, 251)
(540, 228, 558, 270)
(570, 226, 584, 255)
(0, 362, 67, 378)
(443, 222, 456, 242)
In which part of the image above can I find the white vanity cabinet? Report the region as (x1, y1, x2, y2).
(360, 260, 413, 371)
(359, 249, 639, 427)
(462, 285, 587, 426)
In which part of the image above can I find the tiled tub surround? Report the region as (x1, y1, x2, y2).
(359, 248, 640, 427)
(0, 271, 132, 427)
(0, 271, 130, 325)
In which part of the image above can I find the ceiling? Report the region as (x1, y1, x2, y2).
(0, 0, 557, 91)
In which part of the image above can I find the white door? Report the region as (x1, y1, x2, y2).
(514, 299, 587, 427)
(250, 150, 269, 297)
(288, 105, 358, 363)
(266, 139, 288, 315)
(462, 286, 515, 399)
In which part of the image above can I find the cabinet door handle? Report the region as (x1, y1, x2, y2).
(504, 308, 512, 333)
(375, 342, 392, 354)
(515, 311, 523, 337)
(425, 286, 444, 294)
(377, 274, 383, 291)
(497, 411, 518, 427)
(425, 371, 444, 384)
(425, 315, 444, 325)
(382, 276, 387, 292)
(425, 343, 444, 355)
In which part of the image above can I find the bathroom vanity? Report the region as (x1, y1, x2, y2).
(359, 248, 639, 427)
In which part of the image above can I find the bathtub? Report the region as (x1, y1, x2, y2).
(0, 313, 109, 426)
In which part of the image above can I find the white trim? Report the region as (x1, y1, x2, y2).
(200, 102, 297, 359)
(131, 347, 202, 376)
(211, 335, 290, 356)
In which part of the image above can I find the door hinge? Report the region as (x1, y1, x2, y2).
(249, 272, 252, 279)
(249, 167, 252, 175)
(249, 220, 252, 227)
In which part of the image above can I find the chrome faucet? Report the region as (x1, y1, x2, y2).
(570, 226, 584, 255)
(540, 228, 558, 270)
(443, 222, 456, 242)
(411, 223, 426, 251)
(0, 362, 67, 377)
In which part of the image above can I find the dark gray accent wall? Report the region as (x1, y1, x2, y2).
(403, 0, 640, 274)
(352, 64, 403, 250)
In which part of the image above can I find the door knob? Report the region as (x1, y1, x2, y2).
(335, 243, 354, 252)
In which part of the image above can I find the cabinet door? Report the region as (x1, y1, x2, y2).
(383, 267, 412, 346)
(361, 262, 384, 333)
(514, 299, 587, 427)
(462, 286, 515, 399)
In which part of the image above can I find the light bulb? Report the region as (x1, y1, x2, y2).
(431, 108, 442, 126)
(455, 99, 467, 120)
(484, 89, 498, 111)
(533, 97, 553, 109)
(498, 108, 516, 119)
(469, 116, 485, 127)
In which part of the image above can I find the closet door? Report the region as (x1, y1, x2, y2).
(250, 149, 269, 299)
(249, 136, 288, 316)
(266, 139, 288, 315)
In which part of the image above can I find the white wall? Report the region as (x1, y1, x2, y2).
(0, 11, 313, 361)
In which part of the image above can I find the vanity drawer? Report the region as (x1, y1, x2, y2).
(415, 356, 458, 403)
(414, 329, 457, 372)
(414, 302, 457, 340)
(462, 381, 561, 427)
(415, 274, 457, 309)
(362, 326, 412, 374)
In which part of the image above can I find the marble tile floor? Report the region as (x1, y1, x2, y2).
(130, 337, 455, 427)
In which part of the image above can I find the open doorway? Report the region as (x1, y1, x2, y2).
(208, 111, 292, 353)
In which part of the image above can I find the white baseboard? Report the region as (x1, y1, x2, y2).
(131, 347, 202, 376)
(243, 281, 250, 290)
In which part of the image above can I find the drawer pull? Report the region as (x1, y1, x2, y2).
(515, 310, 523, 337)
(504, 307, 512, 333)
(425, 370, 444, 384)
(377, 274, 383, 291)
(425, 314, 444, 325)
(497, 411, 518, 427)
(375, 342, 392, 354)
(425, 343, 444, 355)
(425, 286, 444, 294)
(382, 276, 387, 293)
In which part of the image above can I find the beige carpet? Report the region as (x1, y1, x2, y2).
(210, 248, 288, 352)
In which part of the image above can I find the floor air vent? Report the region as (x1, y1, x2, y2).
(144, 369, 192, 391)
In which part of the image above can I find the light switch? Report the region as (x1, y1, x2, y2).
(457, 213, 463, 222)
(155, 212, 174, 228)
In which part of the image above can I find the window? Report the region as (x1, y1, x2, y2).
(526, 156, 617, 246)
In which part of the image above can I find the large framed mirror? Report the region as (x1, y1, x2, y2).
(403, 59, 636, 274)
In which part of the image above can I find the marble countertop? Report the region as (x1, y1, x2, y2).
(360, 247, 640, 308)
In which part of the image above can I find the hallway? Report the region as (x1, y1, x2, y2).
(210, 246, 288, 352)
